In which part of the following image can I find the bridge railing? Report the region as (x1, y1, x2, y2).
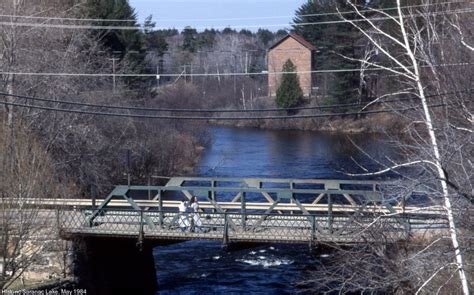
(87, 177, 444, 227)
(57, 207, 446, 245)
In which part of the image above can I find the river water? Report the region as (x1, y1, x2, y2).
(153, 127, 394, 294)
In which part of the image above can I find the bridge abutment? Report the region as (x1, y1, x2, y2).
(72, 237, 157, 295)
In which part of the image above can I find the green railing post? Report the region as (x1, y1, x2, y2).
(126, 150, 131, 188)
(137, 210, 144, 251)
(147, 175, 151, 200)
(158, 190, 163, 227)
(241, 192, 246, 230)
(223, 212, 229, 246)
(211, 180, 216, 213)
(328, 194, 333, 234)
(290, 181, 294, 215)
(91, 185, 96, 209)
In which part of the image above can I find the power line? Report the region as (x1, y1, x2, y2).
(0, 98, 448, 120)
(0, 14, 136, 23)
(0, 89, 470, 114)
(0, 1, 467, 24)
(0, 9, 472, 31)
(0, 92, 411, 113)
(0, 62, 471, 78)
(150, 1, 472, 22)
(17, 46, 368, 55)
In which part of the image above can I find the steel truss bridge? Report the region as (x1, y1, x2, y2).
(51, 177, 447, 246)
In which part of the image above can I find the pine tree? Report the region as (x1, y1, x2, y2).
(276, 59, 303, 109)
(182, 26, 198, 52)
(143, 16, 168, 57)
(198, 29, 217, 48)
(256, 29, 274, 46)
(84, 0, 143, 55)
(83, 0, 148, 87)
(292, 0, 364, 107)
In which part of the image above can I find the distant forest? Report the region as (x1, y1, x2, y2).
(82, 0, 409, 109)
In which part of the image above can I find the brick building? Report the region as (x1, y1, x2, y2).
(267, 32, 316, 97)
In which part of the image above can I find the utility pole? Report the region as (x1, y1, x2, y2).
(232, 54, 237, 97)
(190, 64, 193, 84)
(156, 55, 162, 88)
(245, 51, 248, 75)
(156, 64, 160, 88)
(126, 149, 131, 188)
(181, 65, 188, 84)
(108, 57, 119, 92)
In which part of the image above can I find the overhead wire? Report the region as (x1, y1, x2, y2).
(16, 45, 370, 55)
(0, 98, 449, 120)
(0, 1, 468, 23)
(0, 4, 470, 120)
(0, 14, 136, 23)
(0, 90, 470, 121)
(0, 8, 472, 31)
(149, 1, 472, 22)
(0, 62, 471, 78)
(0, 6, 470, 80)
(0, 89, 471, 114)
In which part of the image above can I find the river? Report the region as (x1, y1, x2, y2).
(153, 126, 395, 294)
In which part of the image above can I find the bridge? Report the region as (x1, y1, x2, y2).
(51, 177, 447, 247)
(10, 176, 449, 294)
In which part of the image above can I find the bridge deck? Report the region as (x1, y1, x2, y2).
(59, 209, 447, 245)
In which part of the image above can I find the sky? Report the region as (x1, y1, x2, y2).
(129, 0, 307, 32)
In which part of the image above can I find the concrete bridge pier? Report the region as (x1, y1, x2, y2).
(72, 237, 157, 295)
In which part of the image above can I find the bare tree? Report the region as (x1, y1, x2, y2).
(0, 120, 71, 288)
(299, 1, 472, 293)
(329, 1, 473, 293)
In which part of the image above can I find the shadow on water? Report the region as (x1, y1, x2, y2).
(154, 127, 397, 294)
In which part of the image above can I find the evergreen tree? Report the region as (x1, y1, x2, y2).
(84, 0, 148, 87)
(256, 29, 274, 46)
(198, 29, 217, 48)
(292, 0, 364, 107)
(239, 29, 253, 38)
(276, 59, 303, 109)
(160, 29, 179, 37)
(84, 0, 143, 56)
(143, 16, 168, 57)
(275, 29, 288, 39)
(222, 27, 237, 34)
(182, 26, 198, 52)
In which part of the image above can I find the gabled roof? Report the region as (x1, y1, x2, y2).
(268, 32, 316, 51)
